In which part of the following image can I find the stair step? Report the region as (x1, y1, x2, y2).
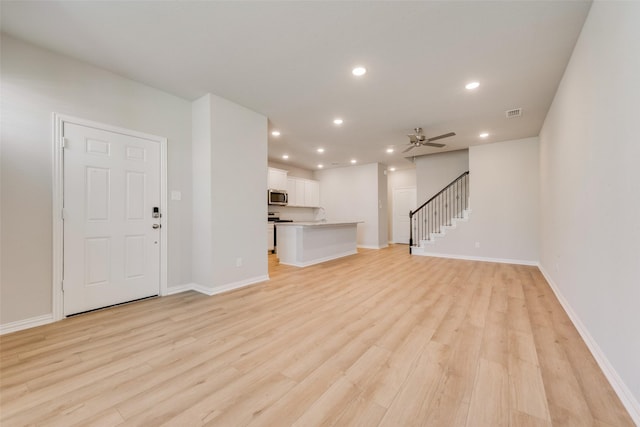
(412, 209, 472, 251)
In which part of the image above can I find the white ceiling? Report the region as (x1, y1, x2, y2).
(1, 1, 591, 171)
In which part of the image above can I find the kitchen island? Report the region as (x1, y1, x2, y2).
(275, 221, 361, 267)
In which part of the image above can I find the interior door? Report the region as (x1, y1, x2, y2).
(392, 187, 417, 244)
(63, 122, 161, 315)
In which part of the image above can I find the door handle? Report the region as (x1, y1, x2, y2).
(152, 224, 161, 229)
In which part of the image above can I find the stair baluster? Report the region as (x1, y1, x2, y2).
(409, 171, 469, 254)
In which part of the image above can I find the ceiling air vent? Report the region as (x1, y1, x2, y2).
(505, 108, 522, 118)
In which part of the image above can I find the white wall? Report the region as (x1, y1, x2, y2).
(387, 168, 417, 191)
(191, 93, 268, 289)
(539, 1, 640, 417)
(418, 138, 539, 264)
(191, 95, 213, 286)
(0, 35, 192, 325)
(315, 163, 387, 248)
(376, 163, 389, 247)
(387, 168, 417, 243)
(415, 149, 469, 203)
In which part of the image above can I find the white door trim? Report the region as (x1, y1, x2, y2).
(52, 113, 168, 321)
(391, 186, 416, 244)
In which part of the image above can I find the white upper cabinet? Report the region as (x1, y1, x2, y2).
(286, 177, 297, 206)
(295, 179, 305, 206)
(304, 179, 320, 207)
(270, 167, 320, 207)
(285, 176, 320, 207)
(267, 167, 288, 190)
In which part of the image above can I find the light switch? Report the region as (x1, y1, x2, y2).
(171, 190, 182, 201)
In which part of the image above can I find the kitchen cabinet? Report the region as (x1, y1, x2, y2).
(286, 178, 298, 206)
(286, 176, 320, 207)
(276, 221, 360, 267)
(268, 167, 287, 190)
(304, 180, 320, 207)
(295, 180, 305, 206)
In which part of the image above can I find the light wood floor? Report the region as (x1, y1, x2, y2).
(0, 245, 633, 426)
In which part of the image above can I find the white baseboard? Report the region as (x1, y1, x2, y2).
(172, 275, 270, 297)
(166, 283, 197, 295)
(411, 251, 538, 266)
(0, 314, 54, 335)
(538, 265, 640, 425)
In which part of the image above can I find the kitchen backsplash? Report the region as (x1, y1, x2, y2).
(269, 206, 320, 222)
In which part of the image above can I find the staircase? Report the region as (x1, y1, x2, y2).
(409, 171, 470, 254)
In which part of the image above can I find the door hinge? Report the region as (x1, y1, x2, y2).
(61, 280, 65, 292)
(61, 208, 65, 220)
(61, 137, 68, 149)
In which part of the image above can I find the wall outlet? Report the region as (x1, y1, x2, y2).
(236, 257, 242, 267)
(475, 241, 480, 248)
(171, 190, 182, 201)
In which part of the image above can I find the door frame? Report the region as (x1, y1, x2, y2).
(391, 186, 416, 244)
(52, 113, 168, 321)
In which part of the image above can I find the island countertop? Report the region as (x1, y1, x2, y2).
(275, 220, 362, 227)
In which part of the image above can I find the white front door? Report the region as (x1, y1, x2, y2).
(63, 122, 161, 315)
(392, 187, 417, 244)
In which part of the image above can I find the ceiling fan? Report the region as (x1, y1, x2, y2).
(402, 128, 456, 153)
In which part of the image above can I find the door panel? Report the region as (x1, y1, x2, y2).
(85, 237, 110, 286)
(125, 235, 146, 279)
(392, 187, 417, 244)
(126, 171, 145, 219)
(63, 122, 160, 315)
(86, 167, 110, 220)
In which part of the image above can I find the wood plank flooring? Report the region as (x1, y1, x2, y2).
(0, 245, 634, 426)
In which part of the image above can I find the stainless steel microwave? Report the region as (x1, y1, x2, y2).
(268, 189, 288, 206)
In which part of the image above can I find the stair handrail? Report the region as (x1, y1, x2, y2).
(410, 171, 469, 217)
(409, 170, 469, 253)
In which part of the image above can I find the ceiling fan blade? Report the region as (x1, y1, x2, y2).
(402, 145, 416, 153)
(426, 132, 456, 142)
(421, 142, 446, 148)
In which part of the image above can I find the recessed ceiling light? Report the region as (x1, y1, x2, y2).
(317, 148, 325, 153)
(333, 118, 344, 125)
(317, 164, 324, 169)
(352, 67, 367, 77)
(465, 81, 480, 90)
(350, 159, 357, 164)
(386, 148, 394, 154)
(479, 132, 489, 138)
(271, 130, 281, 137)
(389, 167, 396, 172)
(282, 154, 289, 159)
